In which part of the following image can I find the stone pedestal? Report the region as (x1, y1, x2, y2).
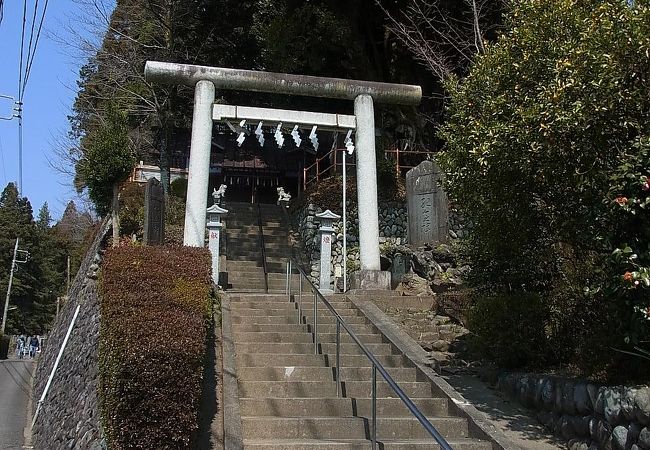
(206, 204, 228, 285)
(316, 210, 340, 294)
(349, 270, 391, 290)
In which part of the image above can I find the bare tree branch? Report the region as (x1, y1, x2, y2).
(376, 0, 501, 80)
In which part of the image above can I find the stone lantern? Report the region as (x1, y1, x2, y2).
(315, 209, 341, 294)
(206, 204, 228, 285)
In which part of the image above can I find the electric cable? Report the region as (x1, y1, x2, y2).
(18, 0, 27, 101)
(22, 0, 49, 98)
(22, 0, 40, 97)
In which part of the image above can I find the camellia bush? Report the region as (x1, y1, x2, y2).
(439, 0, 650, 376)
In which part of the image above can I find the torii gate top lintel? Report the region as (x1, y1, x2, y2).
(144, 61, 422, 106)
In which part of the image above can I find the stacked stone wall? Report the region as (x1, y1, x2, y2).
(32, 219, 110, 450)
(292, 200, 468, 288)
(496, 372, 650, 450)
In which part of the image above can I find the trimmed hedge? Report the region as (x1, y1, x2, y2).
(99, 245, 212, 449)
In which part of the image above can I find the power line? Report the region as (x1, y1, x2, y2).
(18, 0, 27, 102)
(22, 0, 39, 97)
(22, 0, 49, 99)
(13, 0, 50, 195)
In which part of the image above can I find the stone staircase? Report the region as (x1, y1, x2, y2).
(226, 292, 495, 449)
(225, 202, 295, 293)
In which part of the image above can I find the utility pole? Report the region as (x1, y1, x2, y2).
(1, 238, 29, 335)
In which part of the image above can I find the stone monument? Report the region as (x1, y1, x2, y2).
(406, 160, 449, 245)
(143, 178, 165, 245)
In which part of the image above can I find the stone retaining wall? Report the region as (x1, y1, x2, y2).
(292, 200, 467, 288)
(32, 220, 110, 450)
(496, 372, 650, 450)
(293, 202, 407, 286)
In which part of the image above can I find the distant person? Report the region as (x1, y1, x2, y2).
(29, 335, 39, 358)
(15, 336, 25, 359)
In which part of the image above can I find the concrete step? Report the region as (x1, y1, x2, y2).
(233, 342, 395, 356)
(228, 295, 348, 304)
(227, 248, 290, 254)
(230, 315, 368, 325)
(227, 260, 264, 268)
(229, 288, 269, 294)
(235, 353, 407, 368)
(230, 306, 360, 317)
(228, 294, 341, 302)
(227, 230, 288, 238)
(229, 247, 291, 255)
(233, 332, 382, 344)
(227, 234, 289, 242)
(231, 323, 377, 334)
(238, 380, 433, 399)
(239, 397, 448, 417)
(236, 366, 417, 382)
(240, 417, 468, 440)
(228, 276, 300, 287)
(229, 306, 359, 317)
(242, 438, 491, 450)
(227, 255, 264, 261)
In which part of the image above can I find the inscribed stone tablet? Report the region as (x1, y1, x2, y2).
(406, 160, 449, 245)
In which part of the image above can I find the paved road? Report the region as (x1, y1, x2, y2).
(0, 358, 33, 450)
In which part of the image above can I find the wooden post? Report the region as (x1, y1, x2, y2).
(396, 147, 401, 177)
(111, 183, 120, 247)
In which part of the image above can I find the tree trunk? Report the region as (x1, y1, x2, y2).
(112, 182, 120, 247)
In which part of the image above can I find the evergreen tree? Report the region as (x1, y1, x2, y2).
(0, 185, 83, 335)
(37, 202, 52, 230)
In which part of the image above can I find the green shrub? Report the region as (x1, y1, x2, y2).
(119, 183, 145, 238)
(468, 293, 548, 369)
(439, 0, 650, 375)
(170, 178, 188, 199)
(99, 245, 212, 449)
(166, 195, 186, 227)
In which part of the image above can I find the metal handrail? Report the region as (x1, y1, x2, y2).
(285, 258, 453, 450)
(302, 148, 356, 190)
(256, 203, 269, 293)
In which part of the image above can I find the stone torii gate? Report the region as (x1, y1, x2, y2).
(144, 61, 422, 287)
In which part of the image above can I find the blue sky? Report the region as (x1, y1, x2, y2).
(0, 0, 102, 219)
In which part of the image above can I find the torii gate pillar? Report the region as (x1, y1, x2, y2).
(354, 94, 381, 271)
(184, 80, 215, 247)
